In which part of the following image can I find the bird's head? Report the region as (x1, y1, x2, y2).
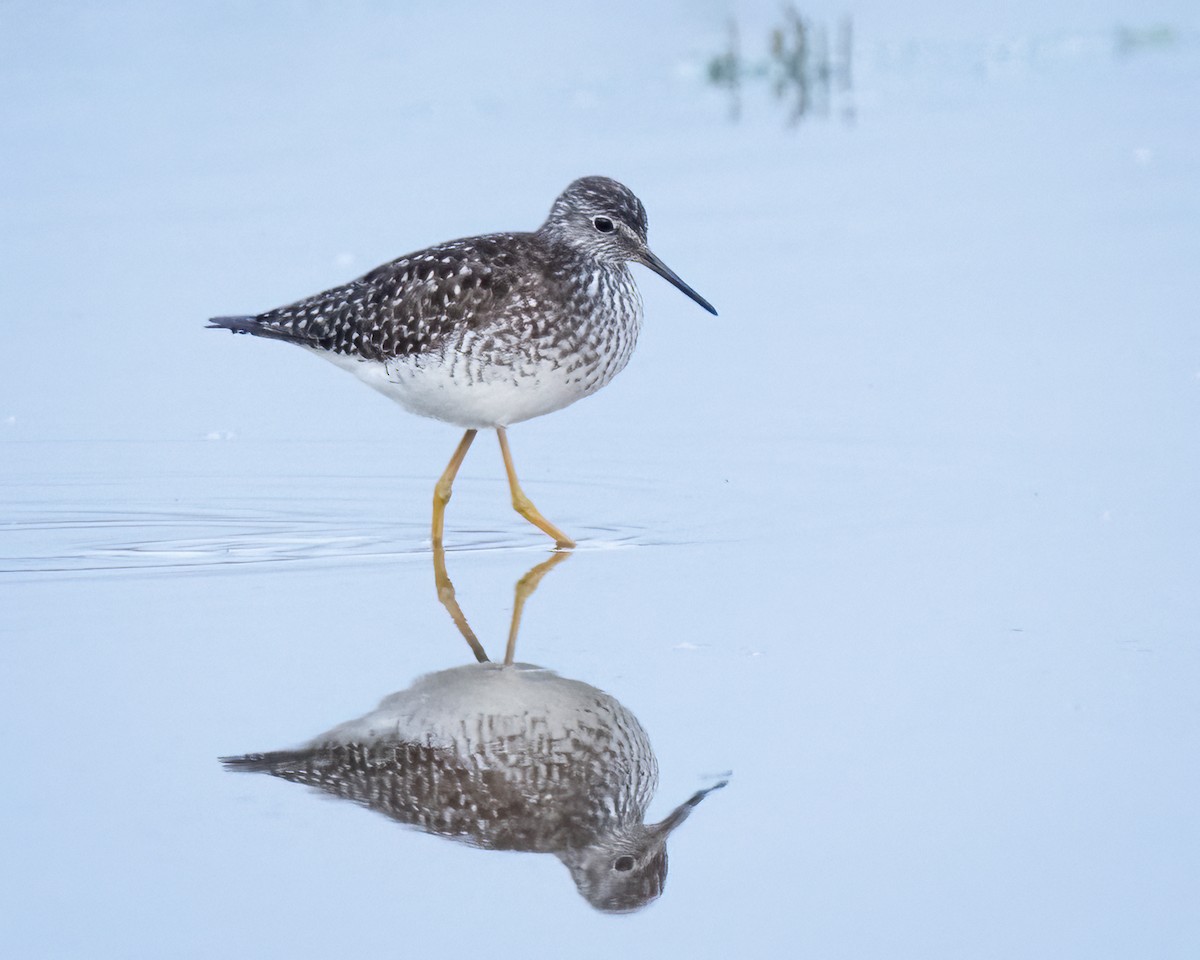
(541, 176, 717, 315)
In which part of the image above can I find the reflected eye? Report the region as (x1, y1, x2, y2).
(592, 216, 615, 233)
(614, 855, 635, 872)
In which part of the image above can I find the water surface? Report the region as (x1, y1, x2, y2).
(2, 2, 1198, 957)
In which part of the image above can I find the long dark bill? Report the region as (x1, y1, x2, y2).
(648, 779, 729, 839)
(639, 250, 718, 316)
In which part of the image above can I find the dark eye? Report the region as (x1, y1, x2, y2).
(614, 855, 635, 872)
(592, 216, 615, 233)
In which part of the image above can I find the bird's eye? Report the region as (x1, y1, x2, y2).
(614, 855, 635, 872)
(592, 216, 615, 233)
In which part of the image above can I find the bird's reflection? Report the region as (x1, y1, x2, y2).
(223, 545, 725, 913)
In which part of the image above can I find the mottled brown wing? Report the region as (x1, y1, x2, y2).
(208, 232, 537, 360)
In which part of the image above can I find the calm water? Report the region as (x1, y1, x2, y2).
(3, 2, 1199, 957)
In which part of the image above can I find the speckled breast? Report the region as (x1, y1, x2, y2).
(324, 264, 644, 429)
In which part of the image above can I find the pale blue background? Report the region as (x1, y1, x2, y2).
(2, 2, 1198, 957)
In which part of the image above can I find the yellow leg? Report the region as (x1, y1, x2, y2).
(504, 551, 571, 665)
(496, 427, 576, 549)
(432, 538, 489, 663)
(432, 429, 477, 547)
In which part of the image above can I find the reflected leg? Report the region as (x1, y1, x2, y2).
(504, 551, 571, 665)
(432, 429, 477, 547)
(496, 427, 576, 549)
(432, 538, 489, 663)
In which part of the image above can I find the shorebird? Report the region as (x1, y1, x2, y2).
(223, 656, 725, 912)
(208, 176, 716, 548)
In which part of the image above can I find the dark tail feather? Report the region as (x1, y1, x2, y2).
(207, 315, 260, 334)
(220, 747, 380, 788)
(207, 315, 300, 343)
(220, 751, 303, 774)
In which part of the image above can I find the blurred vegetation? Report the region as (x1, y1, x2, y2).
(1114, 24, 1177, 55)
(707, 6, 854, 127)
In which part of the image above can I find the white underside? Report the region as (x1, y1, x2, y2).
(310, 347, 605, 429)
(312, 663, 631, 749)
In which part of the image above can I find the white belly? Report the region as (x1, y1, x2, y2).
(311, 347, 611, 429)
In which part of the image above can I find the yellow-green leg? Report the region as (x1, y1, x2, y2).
(431, 542, 572, 666)
(432, 538, 489, 663)
(504, 551, 571, 665)
(496, 427, 575, 549)
(432, 428, 477, 547)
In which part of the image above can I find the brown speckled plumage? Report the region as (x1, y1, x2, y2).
(207, 176, 715, 543)
(208, 176, 714, 429)
(222, 662, 725, 913)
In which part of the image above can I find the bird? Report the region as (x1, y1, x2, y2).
(222, 661, 727, 913)
(207, 176, 716, 549)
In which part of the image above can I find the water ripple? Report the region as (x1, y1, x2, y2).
(0, 500, 647, 578)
